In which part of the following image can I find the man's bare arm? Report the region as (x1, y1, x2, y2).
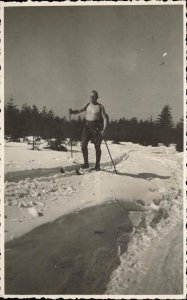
(69, 104, 87, 115)
(100, 105, 108, 133)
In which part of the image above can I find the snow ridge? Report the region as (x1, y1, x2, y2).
(106, 152, 183, 295)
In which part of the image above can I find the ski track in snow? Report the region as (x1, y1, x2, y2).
(4, 147, 134, 209)
(4, 142, 184, 294)
(5, 144, 182, 229)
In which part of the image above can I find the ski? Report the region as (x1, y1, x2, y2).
(76, 167, 99, 175)
(59, 166, 97, 175)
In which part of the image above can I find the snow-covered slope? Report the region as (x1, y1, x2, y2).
(5, 140, 131, 173)
(4, 141, 184, 295)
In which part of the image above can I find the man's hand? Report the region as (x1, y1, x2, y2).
(100, 130, 105, 137)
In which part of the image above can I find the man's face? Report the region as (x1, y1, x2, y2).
(90, 92, 97, 103)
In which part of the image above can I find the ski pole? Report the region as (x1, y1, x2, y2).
(104, 139, 117, 173)
(69, 110, 73, 158)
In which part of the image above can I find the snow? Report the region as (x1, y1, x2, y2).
(105, 145, 183, 295)
(5, 140, 130, 172)
(4, 140, 184, 295)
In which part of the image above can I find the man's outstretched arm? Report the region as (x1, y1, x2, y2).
(69, 104, 87, 115)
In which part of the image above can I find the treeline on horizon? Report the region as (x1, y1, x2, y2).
(5, 97, 183, 152)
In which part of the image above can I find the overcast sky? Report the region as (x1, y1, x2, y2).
(5, 4, 183, 122)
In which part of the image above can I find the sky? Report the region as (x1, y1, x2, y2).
(4, 4, 184, 122)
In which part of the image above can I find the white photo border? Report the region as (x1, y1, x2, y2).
(0, 1, 186, 298)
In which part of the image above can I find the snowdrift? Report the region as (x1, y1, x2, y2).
(4, 141, 184, 295)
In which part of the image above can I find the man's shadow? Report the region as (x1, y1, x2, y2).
(102, 169, 170, 180)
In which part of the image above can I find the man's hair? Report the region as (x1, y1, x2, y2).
(91, 90, 99, 99)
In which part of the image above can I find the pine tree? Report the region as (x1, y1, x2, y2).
(157, 105, 174, 146)
(175, 118, 183, 152)
(72, 116, 84, 141)
(5, 97, 20, 141)
(30, 105, 42, 150)
(41, 106, 49, 139)
(157, 105, 174, 128)
(20, 103, 32, 138)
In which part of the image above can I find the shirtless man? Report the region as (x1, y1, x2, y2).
(69, 90, 108, 171)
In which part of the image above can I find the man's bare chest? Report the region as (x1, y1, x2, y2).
(86, 104, 100, 115)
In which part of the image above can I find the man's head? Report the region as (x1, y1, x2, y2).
(90, 90, 99, 103)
